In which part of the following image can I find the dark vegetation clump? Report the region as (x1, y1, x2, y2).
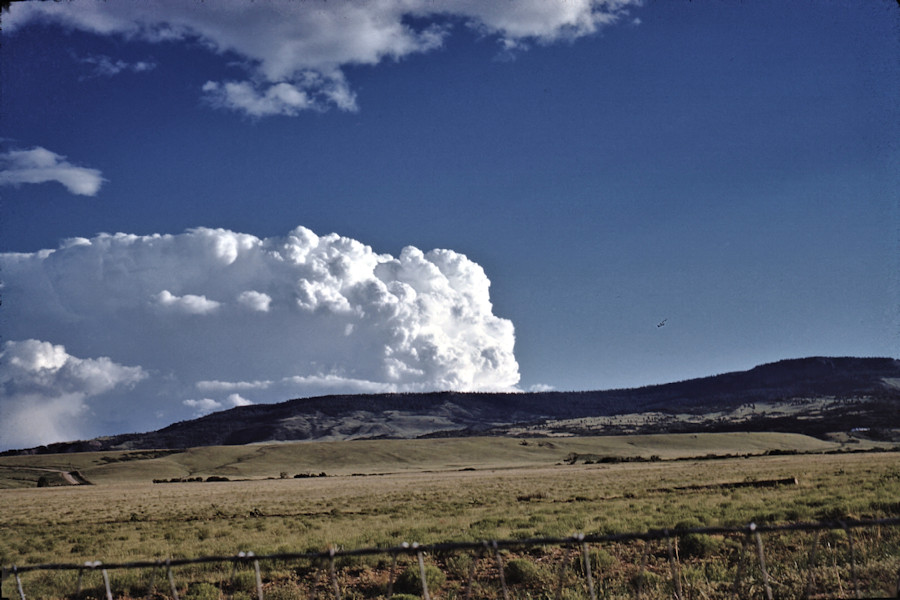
(516, 491, 548, 502)
(98, 449, 181, 464)
(394, 564, 445, 595)
(503, 558, 546, 586)
(565, 453, 659, 465)
(669, 519, 722, 559)
(572, 548, 616, 576)
(152, 476, 213, 483)
(679, 533, 721, 559)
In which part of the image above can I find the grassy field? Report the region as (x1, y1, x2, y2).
(0, 432, 858, 488)
(2, 433, 899, 599)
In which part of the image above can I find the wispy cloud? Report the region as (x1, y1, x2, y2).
(76, 53, 157, 79)
(196, 379, 273, 392)
(0, 146, 106, 196)
(6, 0, 642, 117)
(528, 383, 556, 393)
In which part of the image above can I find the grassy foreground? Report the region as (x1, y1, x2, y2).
(2, 433, 899, 598)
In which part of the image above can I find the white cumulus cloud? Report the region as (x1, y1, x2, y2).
(183, 398, 224, 417)
(0, 340, 147, 449)
(201, 79, 354, 117)
(0, 146, 106, 196)
(4, 0, 642, 117)
(184, 393, 254, 417)
(237, 291, 272, 312)
(0, 225, 519, 449)
(227, 393, 254, 407)
(154, 290, 222, 315)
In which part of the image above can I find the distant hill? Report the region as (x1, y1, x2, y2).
(6, 356, 899, 455)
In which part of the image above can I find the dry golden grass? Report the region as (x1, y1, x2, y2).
(2, 451, 897, 560)
(0, 432, 847, 487)
(2, 435, 898, 598)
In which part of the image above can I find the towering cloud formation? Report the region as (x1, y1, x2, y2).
(4, 0, 642, 116)
(0, 226, 519, 449)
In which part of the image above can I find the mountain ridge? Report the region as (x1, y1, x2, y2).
(5, 356, 898, 455)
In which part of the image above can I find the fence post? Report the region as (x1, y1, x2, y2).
(578, 535, 596, 600)
(328, 548, 341, 600)
(751, 524, 773, 600)
(101, 567, 113, 600)
(414, 544, 431, 600)
(665, 530, 682, 600)
(13, 566, 26, 600)
(492, 540, 510, 600)
(166, 559, 180, 600)
(254, 556, 264, 600)
(386, 548, 400, 600)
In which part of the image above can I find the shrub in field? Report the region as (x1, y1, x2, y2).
(503, 558, 546, 586)
(184, 582, 220, 600)
(573, 548, 615, 576)
(230, 570, 260, 595)
(673, 518, 703, 530)
(394, 564, 445, 595)
(630, 570, 662, 594)
(678, 533, 721, 559)
(390, 594, 420, 600)
(444, 553, 473, 579)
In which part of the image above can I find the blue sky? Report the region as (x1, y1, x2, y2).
(0, 1, 897, 448)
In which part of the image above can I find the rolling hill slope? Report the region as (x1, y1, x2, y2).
(5, 356, 898, 454)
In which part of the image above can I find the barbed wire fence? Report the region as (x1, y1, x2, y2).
(4, 518, 899, 600)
